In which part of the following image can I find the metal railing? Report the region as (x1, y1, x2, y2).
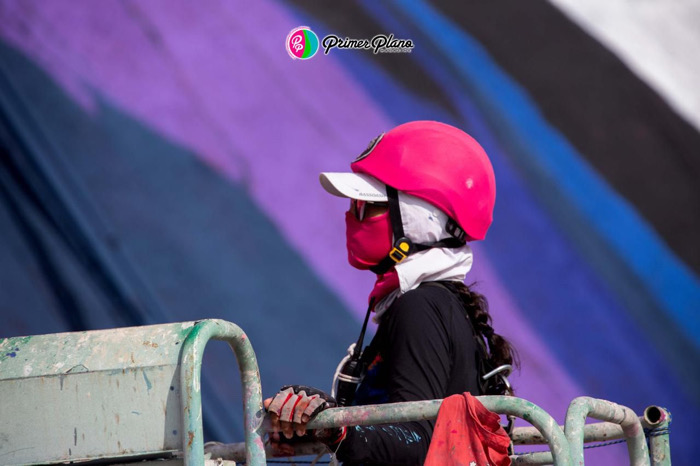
(179, 319, 266, 465)
(0, 318, 670, 465)
(182, 319, 672, 466)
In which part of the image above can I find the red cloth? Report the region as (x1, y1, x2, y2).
(425, 393, 511, 466)
(368, 269, 400, 307)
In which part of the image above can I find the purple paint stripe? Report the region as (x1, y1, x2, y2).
(0, 0, 390, 314)
(470, 245, 582, 413)
(0, 0, 599, 445)
(470, 248, 626, 463)
(131, 0, 393, 314)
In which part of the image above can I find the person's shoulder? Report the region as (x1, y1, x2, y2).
(389, 283, 456, 317)
(401, 282, 455, 303)
(382, 283, 461, 339)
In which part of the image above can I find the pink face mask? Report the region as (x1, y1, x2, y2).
(345, 210, 392, 269)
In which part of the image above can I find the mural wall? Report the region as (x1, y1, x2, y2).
(0, 1, 698, 464)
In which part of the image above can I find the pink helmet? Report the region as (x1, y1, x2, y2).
(350, 121, 496, 241)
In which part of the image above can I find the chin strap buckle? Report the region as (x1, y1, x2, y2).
(389, 237, 413, 263)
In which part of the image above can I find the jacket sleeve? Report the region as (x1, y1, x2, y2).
(335, 290, 453, 465)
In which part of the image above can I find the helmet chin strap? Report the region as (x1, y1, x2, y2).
(369, 186, 467, 275)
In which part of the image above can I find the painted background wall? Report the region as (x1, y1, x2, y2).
(0, 1, 698, 464)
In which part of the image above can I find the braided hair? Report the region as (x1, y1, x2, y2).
(440, 281, 519, 395)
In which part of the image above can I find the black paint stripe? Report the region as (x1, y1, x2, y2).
(431, 1, 700, 273)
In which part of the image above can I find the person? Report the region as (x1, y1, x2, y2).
(265, 121, 518, 465)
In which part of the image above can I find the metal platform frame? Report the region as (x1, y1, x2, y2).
(0, 319, 671, 465)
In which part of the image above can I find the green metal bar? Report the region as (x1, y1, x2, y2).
(210, 400, 667, 465)
(643, 406, 671, 466)
(304, 399, 442, 428)
(207, 441, 558, 465)
(480, 396, 572, 466)
(209, 417, 626, 463)
(205, 440, 328, 462)
(565, 397, 649, 466)
(512, 451, 555, 465)
(180, 319, 265, 466)
(510, 420, 627, 465)
(513, 418, 634, 445)
(300, 396, 573, 466)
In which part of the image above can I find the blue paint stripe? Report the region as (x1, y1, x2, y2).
(386, 0, 700, 346)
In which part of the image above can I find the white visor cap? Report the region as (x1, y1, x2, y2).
(319, 172, 388, 201)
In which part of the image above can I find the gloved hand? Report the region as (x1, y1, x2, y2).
(265, 385, 346, 448)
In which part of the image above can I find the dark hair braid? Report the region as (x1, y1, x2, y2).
(441, 281, 520, 393)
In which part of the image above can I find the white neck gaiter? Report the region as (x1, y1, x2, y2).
(373, 192, 473, 320)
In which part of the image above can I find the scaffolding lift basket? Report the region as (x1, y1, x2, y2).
(0, 319, 671, 465)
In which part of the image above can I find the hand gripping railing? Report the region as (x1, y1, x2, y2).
(0, 319, 670, 465)
(182, 320, 670, 466)
(180, 319, 572, 465)
(207, 397, 573, 465)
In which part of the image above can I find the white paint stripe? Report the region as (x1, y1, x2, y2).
(549, 0, 700, 131)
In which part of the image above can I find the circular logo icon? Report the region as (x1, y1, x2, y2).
(286, 27, 319, 60)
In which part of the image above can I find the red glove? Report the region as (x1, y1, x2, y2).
(265, 385, 346, 446)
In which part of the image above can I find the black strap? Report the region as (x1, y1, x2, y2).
(446, 218, 467, 242)
(370, 255, 401, 275)
(369, 185, 466, 274)
(386, 185, 404, 239)
(354, 298, 374, 357)
(413, 237, 465, 251)
(370, 185, 406, 275)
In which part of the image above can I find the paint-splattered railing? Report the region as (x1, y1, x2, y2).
(566, 397, 649, 466)
(510, 404, 671, 465)
(207, 397, 573, 465)
(307, 396, 574, 465)
(0, 319, 671, 466)
(208, 400, 671, 465)
(0, 319, 266, 466)
(179, 319, 266, 466)
(178, 320, 572, 465)
(193, 314, 672, 465)
(183, 321, 666, 465)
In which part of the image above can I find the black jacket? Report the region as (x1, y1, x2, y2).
(336, 282, 482, 465)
